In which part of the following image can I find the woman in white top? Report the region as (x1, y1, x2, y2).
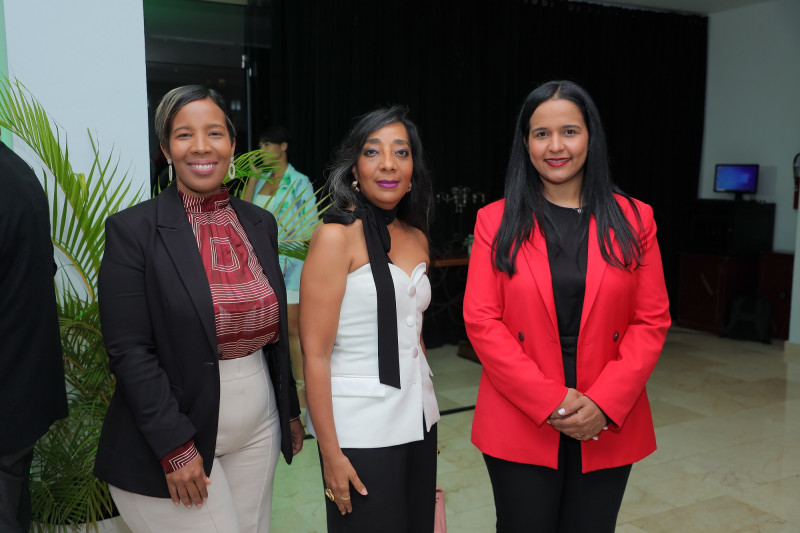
(300, 106, 439, 533)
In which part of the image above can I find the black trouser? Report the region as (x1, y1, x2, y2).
(320, 423, 438, 533)
(484, 434, 632, 533)
(0, 443, 35, 533)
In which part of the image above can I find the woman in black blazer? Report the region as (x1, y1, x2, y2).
(93, 85, 304, 533)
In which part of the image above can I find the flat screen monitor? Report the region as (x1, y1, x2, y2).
(714, 164, 758, 200)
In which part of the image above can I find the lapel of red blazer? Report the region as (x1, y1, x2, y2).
(519, 226, 559, 336)
(518, 216, 608, 337)
(581, 217, 607, 332)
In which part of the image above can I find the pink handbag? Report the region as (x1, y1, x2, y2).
(434, 486, 447, 533)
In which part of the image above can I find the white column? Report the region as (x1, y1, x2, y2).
(3, 0, 150, 199)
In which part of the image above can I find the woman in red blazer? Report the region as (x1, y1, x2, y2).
(463, 80, 670, 533)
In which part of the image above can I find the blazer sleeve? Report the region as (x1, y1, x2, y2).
(584, 202, 671, 426)
(463, 207, 567, 425)
(98, 214, 196, 460)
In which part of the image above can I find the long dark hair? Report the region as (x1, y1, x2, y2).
(324, 105, 434, 239)
(493, 80, 643, 275)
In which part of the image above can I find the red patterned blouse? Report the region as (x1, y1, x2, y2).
(181, 188, 280, 359)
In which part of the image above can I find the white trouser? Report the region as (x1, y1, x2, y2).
(110, 349, 281, 533)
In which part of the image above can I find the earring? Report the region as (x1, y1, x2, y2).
(351, 180, 360, 192)
(407, 182, 413, 193)
(167, 159, 173, 183)
(228, 159, 236, 180)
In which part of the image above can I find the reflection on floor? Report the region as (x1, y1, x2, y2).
(270, 328, 800, 532)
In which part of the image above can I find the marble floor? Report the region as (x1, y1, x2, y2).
(269, 327, 800, 532)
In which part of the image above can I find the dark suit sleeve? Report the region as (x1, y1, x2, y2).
(98, 214, 196, 460)
(0, 144, 68, 454)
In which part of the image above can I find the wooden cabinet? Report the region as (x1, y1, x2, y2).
(686, 200, 775, 254)
(676, 252, 757, 334)
(757, 251, 794, 340)
(677, 251, 794, 339)
(678, 200, 788, 339)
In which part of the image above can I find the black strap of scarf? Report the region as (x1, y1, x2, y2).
(322, 193, 401, 388)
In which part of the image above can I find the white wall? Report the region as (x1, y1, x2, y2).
(3, 0, 150, 200)
(700, 0, 800, 254)
(701, 0, 800, 344)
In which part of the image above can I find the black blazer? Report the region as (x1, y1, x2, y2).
(93, 185, 299, 497)
(0, 142, 68, 455)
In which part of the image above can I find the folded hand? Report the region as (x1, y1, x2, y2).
(165, 454, 210, 508)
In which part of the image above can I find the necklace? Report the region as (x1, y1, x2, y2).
(545, 197, 584, 214)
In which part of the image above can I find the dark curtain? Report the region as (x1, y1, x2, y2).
(264, 0, 707, 316)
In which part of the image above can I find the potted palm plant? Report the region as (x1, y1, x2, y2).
(0, 76, 324, 532)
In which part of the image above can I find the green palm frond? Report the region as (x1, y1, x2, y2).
(0, 74, 139, 530)
(58, 299, 113, 404)
(270, 183, 328, 260)
(232, 149, 329, 259)
(0, 76, 74, 188)
(29, 400, 113, 533)
(0, 75, 139, 299)
(231, 149, 280, 185)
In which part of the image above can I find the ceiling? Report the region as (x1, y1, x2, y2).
(585, 0, 774, 14)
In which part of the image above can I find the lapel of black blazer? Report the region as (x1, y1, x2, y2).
(230, 196, 287, 309)
(230, 198, 290, 365)
(230, 196, 291, 410)
(230, 196, 293, 445)
(155, 186, 218, 358)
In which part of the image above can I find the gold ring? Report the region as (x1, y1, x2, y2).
(341, 495, 351, 501)
(325, 488, 335, 501)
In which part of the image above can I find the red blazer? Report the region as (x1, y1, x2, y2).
(463, 195, 670, 473)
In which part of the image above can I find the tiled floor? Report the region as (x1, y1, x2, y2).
(270, 328, 800, 532)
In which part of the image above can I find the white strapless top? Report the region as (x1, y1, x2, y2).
(306, 262, 440, 448)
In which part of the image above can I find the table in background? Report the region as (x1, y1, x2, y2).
(423, 255, 480, 362)
(676, 251, 793, 340)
